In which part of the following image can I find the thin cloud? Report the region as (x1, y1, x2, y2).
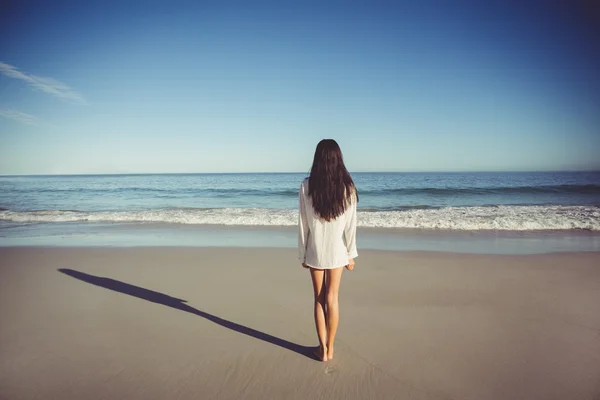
(0, 62, 86, 104)
(0, 109, 39, 126)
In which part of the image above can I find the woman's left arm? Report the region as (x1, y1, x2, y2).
(298, 182, 310, 266)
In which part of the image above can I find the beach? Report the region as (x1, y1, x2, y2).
(1, 246, 599, 399)
(3, 0, 600, 397)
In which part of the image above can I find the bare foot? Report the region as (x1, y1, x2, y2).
(312, 345, 328, 362)
(327, 346, 334, 360)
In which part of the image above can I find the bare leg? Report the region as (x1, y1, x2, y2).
(309, 268, 328, 361)
(325, 267, 343, 360)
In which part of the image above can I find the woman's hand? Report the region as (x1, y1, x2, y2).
(345, 259, 355, 271)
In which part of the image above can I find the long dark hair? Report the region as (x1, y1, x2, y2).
(308, 139, 358, 221)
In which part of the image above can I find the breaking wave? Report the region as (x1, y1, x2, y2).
(1, 205, 599, 231)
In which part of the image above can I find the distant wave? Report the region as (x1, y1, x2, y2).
(359, 184, 600, 196)
(4, 187, 300, 196)
(7, 184, 600, 197)
(360, 205, 441, 211)
(1, 205, 599, 231)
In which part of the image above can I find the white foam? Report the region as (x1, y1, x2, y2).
(1, 205, 599, 231)
(358, 205, 600, 230)
(0, 208, 298, 226)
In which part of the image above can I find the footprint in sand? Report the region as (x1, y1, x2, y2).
(324, 365, 336, 375)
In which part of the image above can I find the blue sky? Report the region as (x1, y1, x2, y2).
(1, 1, 599, 174)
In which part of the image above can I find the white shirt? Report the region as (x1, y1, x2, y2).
(298, 178, 358, 269)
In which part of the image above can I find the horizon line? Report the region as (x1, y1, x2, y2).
(1, 169, 600, 177)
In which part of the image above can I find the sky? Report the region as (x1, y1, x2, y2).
(1, 0, 599, 174)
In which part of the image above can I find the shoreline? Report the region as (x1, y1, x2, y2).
(2, 245, 600, 256)
(2, 222, 600, 254)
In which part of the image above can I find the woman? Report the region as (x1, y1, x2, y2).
(298, 139, 358, 362)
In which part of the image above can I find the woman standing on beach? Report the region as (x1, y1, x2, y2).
(298, 139, 358, 362)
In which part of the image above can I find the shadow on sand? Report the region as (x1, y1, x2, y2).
(58, 268, 315, 360)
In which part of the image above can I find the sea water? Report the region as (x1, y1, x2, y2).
(1, 172, 599, 252)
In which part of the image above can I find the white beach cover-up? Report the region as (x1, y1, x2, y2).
(298, 178, 358, 269)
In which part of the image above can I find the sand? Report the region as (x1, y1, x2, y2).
(0, 247, 599, 399)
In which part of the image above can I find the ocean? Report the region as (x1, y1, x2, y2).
(1, 172, 600, 252)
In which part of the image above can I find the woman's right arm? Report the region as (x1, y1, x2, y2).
(344, 192, 358, 263)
